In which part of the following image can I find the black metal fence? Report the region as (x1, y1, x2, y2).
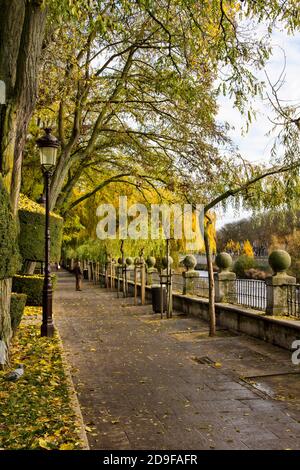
(173, 276, 266, 309)
(285, 284, 300, 319)
(228, 278, 267, 311)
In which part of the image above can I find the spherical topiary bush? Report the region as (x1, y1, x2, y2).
(146, 256, 156, 268)
(126, 257, 133, 266)
(216, 252, 232, 271)
(118, 257, 123, 264)
(162, 256, 173, 268)
(268, 250, 291, 274)
(183, 255, 197, 271)
(233, 255, 256, 279)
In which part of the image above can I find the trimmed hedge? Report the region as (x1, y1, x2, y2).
(10, 293, 27, 334)
(12, 274, 57, 306)
(0, 176, 20, 280)
(18, 194, 63, 263)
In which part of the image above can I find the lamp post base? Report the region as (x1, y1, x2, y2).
(41, 283, 55, 337)
(41, 323, 55, 337)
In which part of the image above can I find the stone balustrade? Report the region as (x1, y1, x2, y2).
(63, 248, 299, 318)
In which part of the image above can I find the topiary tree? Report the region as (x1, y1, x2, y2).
(18, 194, 63, 265)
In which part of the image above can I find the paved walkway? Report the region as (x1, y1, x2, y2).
(54, 271, 300, 450)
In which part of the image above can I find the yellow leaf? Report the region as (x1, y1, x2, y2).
(38, 438, 51, 450)
(59, 443, 75, 450)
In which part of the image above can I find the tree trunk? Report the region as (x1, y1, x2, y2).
(0, 0, 47, 365)
(0, 279, 12, 367)
(49, 149, 74, 210)
(0, 0, 47, 212)
(11, 1, 47, 213)
(55, 162, 84, 212)
(204, 213, 216, 337)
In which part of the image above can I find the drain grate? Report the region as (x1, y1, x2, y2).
(191, 356, 215, 365)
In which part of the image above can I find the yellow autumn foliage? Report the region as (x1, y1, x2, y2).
(0, 307, 83, 450)
(243, 239, 254, 258)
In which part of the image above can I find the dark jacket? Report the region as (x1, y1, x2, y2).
(74, 265, 83, 277)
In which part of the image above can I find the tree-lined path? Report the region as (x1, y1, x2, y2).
(54, 271, 300, 450)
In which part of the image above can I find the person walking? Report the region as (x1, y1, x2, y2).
(74, 261, 83, 291)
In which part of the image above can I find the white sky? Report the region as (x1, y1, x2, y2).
(216, 26, 300, 229)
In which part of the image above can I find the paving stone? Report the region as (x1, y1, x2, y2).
(54, 271, 300, 450)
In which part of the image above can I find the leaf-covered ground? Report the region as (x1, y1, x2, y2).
(0, 307, 83, 450)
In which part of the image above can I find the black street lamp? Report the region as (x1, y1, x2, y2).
(36, 128, 60, 337)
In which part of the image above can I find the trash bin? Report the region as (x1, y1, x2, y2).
(151, 285, 167, 313)
(83, 269, 89, 280)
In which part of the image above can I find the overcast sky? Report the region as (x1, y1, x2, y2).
(216, 26, 300, 229)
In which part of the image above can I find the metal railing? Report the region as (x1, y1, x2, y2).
(172, 273, 184, 293)
(228, 278, 267, 311)
(285, 284, 300, 319)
